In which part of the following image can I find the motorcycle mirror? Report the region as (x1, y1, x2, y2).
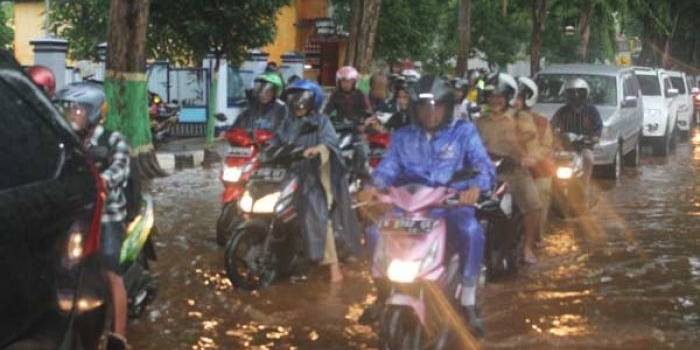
(215, 113, 227, 122)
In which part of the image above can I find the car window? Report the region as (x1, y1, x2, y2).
(0, 78, 62, 190)
(622, 75, 636, 98)
(636, 74, 661, 96)
(536, 73, 617, 106)
(663, 78, 673, 97)
(670, 77, 686, 94)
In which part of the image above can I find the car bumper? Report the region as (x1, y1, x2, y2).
(593, 139, 618, 165)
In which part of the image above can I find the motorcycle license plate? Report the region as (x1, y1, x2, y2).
(382, 218, 435, 234)
(228, 146, 253, 157)
(251, 167, 286, 181)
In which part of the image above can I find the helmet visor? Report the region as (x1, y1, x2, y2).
(286, 90, 315, 116)
(254, 81, 276, 102)
(57, 100, 91, 131)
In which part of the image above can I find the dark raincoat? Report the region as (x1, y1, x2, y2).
(233, 99, 287, 131)
(277, 112, 362, 262)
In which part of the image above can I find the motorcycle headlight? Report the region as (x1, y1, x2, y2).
(239, 191, 254, 213)
(387, 259, 420, 283)
(222, 166, 243, 182)
(253, 192, 280, 214)
(66, 232, 83, 262)
(557, 166, 574, 179)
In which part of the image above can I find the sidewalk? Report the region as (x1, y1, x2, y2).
(155, 137, 227, 172)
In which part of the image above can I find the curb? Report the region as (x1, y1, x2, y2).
(156, 150, 205, 173)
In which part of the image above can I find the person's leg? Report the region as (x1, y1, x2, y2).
(535, 177, 552, 244)
(581, 149, 595, 205)
(506, 172, 542, 264)
(447, 208, 485, 336)
(101, 222, 129, 349)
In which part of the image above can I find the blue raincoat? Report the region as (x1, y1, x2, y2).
(371, 119, 496, 284)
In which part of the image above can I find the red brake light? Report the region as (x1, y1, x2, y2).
(226, 128, 253, 146)
(368, 132, 390, 147)
(84, 163, 105, 257)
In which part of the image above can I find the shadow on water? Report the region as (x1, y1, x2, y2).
(130, 136, 700, 349)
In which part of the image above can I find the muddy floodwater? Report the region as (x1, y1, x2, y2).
(130, 139, 700, 349)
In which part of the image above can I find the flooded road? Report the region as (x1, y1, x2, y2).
(130, 139, 700, 349)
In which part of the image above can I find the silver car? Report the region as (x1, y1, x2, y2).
(533, 64, 644, 179)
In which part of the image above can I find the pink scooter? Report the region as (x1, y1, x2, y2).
(372, 177, 507, 349)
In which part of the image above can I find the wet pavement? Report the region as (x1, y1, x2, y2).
(129, 136, 700, 349)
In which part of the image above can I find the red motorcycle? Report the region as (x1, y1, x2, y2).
(216, 128, 275, 246)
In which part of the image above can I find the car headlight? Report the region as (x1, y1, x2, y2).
(557, 166, 574, 179)
(222, 166, 243, 182)
(253, 192, 280, 214)
(239, 191, 254, 213)
(387, 259, 420, 283)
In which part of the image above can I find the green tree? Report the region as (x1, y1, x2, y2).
(374, 0, 442, 65)
(471, 0, 529, 69)
(0, 1, 14, 49)
(49, 0, 110, 60)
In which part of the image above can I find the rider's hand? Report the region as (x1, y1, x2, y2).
(459, 187, 480, 205)
(303, 145, 323, 158)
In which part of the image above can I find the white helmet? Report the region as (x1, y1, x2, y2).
(563, 77, 590, 95)
(401, 69, 421, 83)
(516, 76, 538, 108)
(563, 77, 591, 104)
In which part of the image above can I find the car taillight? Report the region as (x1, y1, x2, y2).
(84, 162, 106, 257)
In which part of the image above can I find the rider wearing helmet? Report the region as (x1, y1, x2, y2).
(368, 72, 390, 112)
(323, 66, 371, 123)
(25, 65, 56, 98)
(551, 77, 602, 205)
(54, 82, 131, 350)
(452, 77, 480, 121)
(363, 75, 496, 336)
(476, 73, 542, 264)
(277, 79, 362, 283)
(514, 76, 555, 247)
(232, 72, 287, 131)
(383, 83, 414, 131)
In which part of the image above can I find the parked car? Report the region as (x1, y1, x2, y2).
(0, 51, 107, 349)
(533, 64, 643, 179)
(667, 70, 694, 137)
(634, 67, 679, 156)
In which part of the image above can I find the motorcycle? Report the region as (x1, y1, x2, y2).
(119, 195, 158, 318)
(551, 133, 595, 217)
(371, 169, 509, 349)
(368, 131, 390, 169)
(223, 140, 311, 291)
(149, 92, 179, 146)
(215, 128, 275, 246)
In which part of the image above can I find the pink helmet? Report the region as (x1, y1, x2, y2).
(25, 65, 56, 97)
(336, 66, 359, 83)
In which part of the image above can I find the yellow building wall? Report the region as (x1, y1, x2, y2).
(13, 1, 46, 66)
(263, 5, 298, 64)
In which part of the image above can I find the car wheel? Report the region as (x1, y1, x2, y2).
(670, 127, 678, 151)
(623, 137, 640, 167)
(602, 145, 622, 180)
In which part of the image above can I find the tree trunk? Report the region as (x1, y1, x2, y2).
(530, 0, 547, 75)
(455, 0, 472, 77)
(661, 11, 680, 69)
(577, 0, 595, 62)
(105, 0, 165, 178)
(638, 14, 658, 66)
(345, 0, 382, 73)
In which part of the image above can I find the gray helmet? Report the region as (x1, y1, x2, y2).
(483, 72, 518, 105)
(414, 75, 455, 127)
(563, 77, 590, 104)
(563, 77, 590, 95)
(55, 82, 106, 127)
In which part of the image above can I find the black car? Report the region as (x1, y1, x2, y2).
(0, 51, 107, 349)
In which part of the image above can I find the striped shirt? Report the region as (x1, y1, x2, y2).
(88, 125, 130, 223)
(551, 104, 603, 138)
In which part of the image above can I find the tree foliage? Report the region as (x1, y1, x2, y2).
(373, 0, 442, 64)
(0, 2, 13, 50)
(49, 0, 289, 65)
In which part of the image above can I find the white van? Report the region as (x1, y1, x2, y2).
(634, 67, 679, 156)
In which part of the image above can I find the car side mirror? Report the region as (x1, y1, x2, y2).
(667, 88, 679, 97)
(621, 96, 637, 108)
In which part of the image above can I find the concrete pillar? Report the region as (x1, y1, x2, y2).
(280, 51, 305, 83)
(30, 37, 68, 90)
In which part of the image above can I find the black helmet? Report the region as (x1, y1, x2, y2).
(414, 75, 455, 127)
(483, 72, 518, 105)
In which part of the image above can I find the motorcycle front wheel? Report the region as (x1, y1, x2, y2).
(224, 227, 277, 291)
(216, 202, 240, 246)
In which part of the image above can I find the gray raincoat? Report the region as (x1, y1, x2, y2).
(276, 112, 362, 262)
